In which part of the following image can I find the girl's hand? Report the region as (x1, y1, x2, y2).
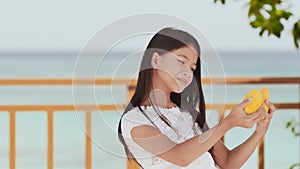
(255, 100, 276, 137)
(226, 98, 262, 129)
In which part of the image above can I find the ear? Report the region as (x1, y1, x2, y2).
(151, 52, 160, 69)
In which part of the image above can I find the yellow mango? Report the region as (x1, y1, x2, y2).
(260, 87, 270, 112)
(244, 89, 263, 114)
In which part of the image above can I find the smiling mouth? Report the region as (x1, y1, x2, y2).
(177, 78, 188, 85)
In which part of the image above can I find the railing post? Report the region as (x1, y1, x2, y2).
(298, 83, 300, 166)
(298, 83, 300, 104)
(9, 110, 16, 169)
(86, 111, 92, 169)
(126, 84, 140, 169)
(47, 111, 54, 169)
(258, 137, 265, 169)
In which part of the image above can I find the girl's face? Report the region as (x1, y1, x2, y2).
(152, 45, 198, 93)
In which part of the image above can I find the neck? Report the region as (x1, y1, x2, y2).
(142, 72, 177, 109)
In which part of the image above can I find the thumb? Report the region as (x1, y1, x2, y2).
(240, 97, 252, 107)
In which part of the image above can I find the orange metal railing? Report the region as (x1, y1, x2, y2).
(0, 77, 299, 169)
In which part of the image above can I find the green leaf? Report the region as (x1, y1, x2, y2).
(290, 162, 300, 169)
(248, 0, 264, 17)
(282, 11, 293, 20)
(286, 121, 292, 128)
(271, 21, 284, 37)
(250, 18, 265, 27)
(214, 0, 226, 4)
(247, 0, 295, 41)
(292, 20, 300, 49)
(259, 29, 265, 36)
(293, 31, 299, 48)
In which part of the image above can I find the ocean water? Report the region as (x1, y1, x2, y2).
(0, 51, 299, 169)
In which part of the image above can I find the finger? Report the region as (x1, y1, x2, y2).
(261, 111, 270, 121)
(265, 100, 276, 115)
(260, 115, 266, 121)
(260, 110, 272, 124)
(240, 98, 253, 108)
(256, 115, 269, 124)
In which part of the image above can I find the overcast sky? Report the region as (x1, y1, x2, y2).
(1, 0, 300, 52)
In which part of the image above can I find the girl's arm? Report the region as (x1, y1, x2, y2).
(212, 132, 263, 169)
(131, 99, 261, 167)
(212, 100, 276, 169)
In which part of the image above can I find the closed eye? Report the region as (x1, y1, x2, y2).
(177, 59, 196, 71)
(177, 60, 184, 64)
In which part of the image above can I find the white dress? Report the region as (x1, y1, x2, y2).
(121, 105, 218, 169)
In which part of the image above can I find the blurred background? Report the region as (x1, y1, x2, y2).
(0, 1, 299, 169)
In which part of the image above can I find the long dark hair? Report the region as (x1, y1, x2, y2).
(118, 27, 211, 167)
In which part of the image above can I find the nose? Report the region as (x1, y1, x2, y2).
(182, 71, 192, 78)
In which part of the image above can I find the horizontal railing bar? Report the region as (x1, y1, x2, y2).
(0, 77, 300, 85)
(0, 79, 137, 85)
(0, 104, 126, 111)
(0, 103, 298, 112)
(202, 77, 300, 84)
(206, 103, 300, 110)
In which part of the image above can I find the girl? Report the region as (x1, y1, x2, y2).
(118, 27, 276, 169)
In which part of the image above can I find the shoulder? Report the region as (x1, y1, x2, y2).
(122, 107, 152, 125)
(121, 107, 155, 137)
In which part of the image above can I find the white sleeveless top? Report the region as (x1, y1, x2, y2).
(121, 106, 218, 169)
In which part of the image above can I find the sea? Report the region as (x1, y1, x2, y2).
(0, 51, 299, 169)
